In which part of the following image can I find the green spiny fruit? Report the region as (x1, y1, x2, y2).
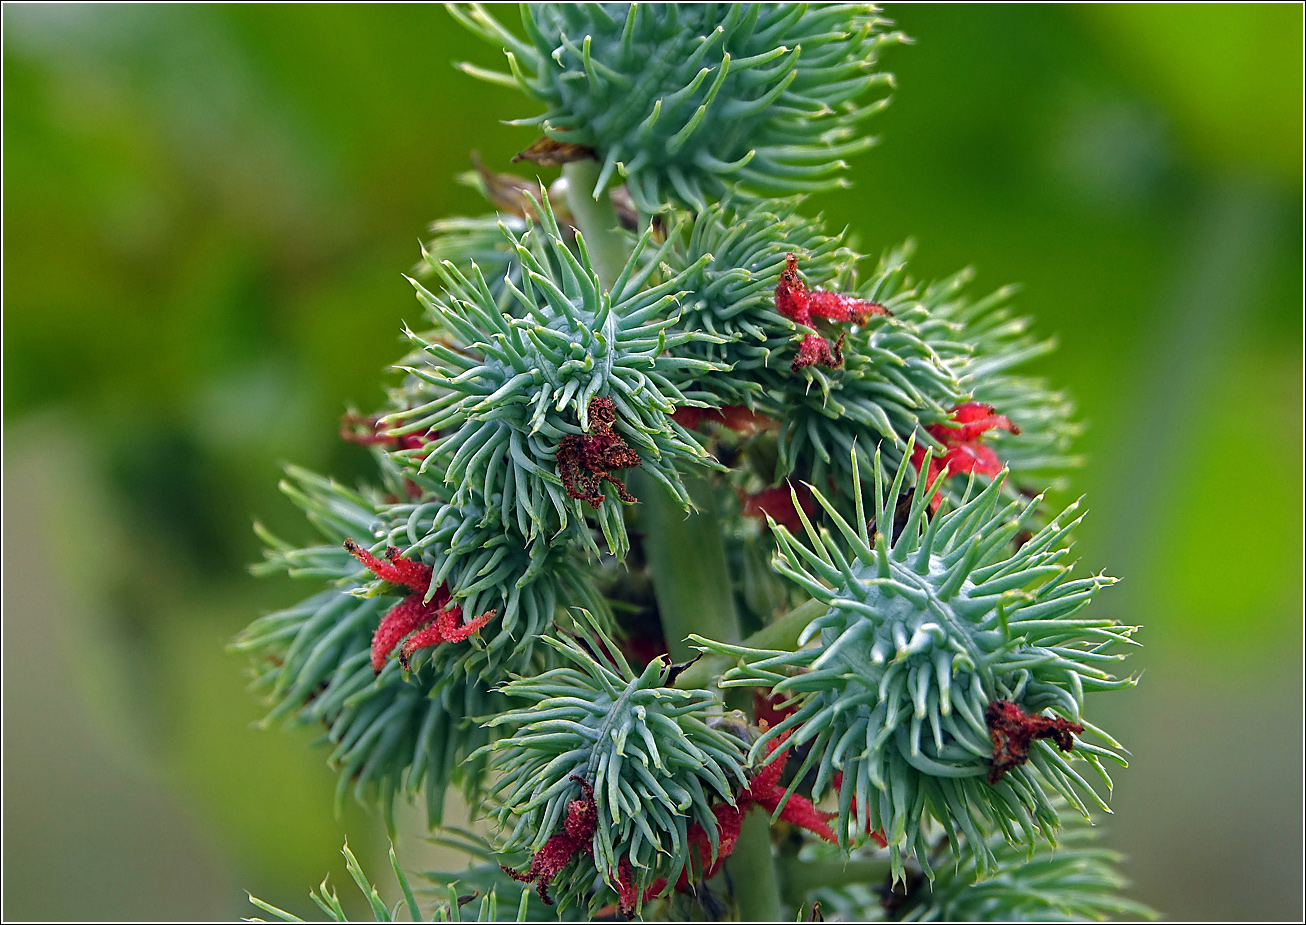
(896, 811, 1155, 922)
(415, 160, 585, 312)
(375, 487, 611, 670)
(482, 614, 748, 916)
(664, 198, 857, 404)
(234, 467, 583, 825)
(235, 572, 502, 828)
(453, 3, 903, 211)
(419, 213, 528, 313)
(382, 193, 720, 560)
(699, 441, 1138, 882)
(768, 245, 963, 488)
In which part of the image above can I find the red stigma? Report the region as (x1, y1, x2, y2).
(633, 732, 836, 910)
(910, 402, 1020, 510)
(344, 540, 494, 673)
(775, 253, 888, 373)
(742, 734, 838, 844)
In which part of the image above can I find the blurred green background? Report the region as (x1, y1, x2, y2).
(3, 4, 1301, 920)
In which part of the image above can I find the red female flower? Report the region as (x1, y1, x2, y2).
(343, 540, 494, 673)
(775, 253, 889, 372)
(742, 734, 838, 843)
(910, 402, 1020, 510)
(984, 700, 1083, 784)
(502, 776, 597, 906)
(632, 732, 837, 912)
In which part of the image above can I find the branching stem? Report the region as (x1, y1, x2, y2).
(564, 161, 782, 919)
(727, 809, 787, 920)
(562, 159, 628, 291)
(635, 472, 742, 663)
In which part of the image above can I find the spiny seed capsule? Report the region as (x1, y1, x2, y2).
(663, 200, 857, 403)
(454, 3, 903, 211)
(767, 243, 964, 493)
(700, 439, 1138, 882)
(482, 614, 749, 917)
(371, 490, 613, 672)
(382, 192, 720, 561)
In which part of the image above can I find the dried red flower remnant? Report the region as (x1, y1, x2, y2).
(612, 858, 641, 918)
(910, 402, 1020, 511)
(792, 332, 846, 370)
(344, 540, 494, 672)
(557, 396, 641, 506)
(984, 700, 1084, 785)
(775, 253, 888, 372)
(512, 136, 599, 167)
(502, 776, 597, 906)
(736, 480, 816, 534)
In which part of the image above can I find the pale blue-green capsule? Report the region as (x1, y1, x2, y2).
(383, 191, 723, 562)
(454, 3, 904, 212)
(700, 441, 1139, 882)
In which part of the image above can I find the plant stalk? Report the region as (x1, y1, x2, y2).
(562, 159, 628, 290)
(727, 809, 787, 921)
(779, 854, 893, 894)
(634, 471, 742, 663)
(564, 159, 784, 922)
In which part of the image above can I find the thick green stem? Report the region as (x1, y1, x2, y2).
(562, 159, 627, 290)
(633, 477, 785, 921)
(634, 472, 741, 663)
(727, 809, 786, 921)
(564, 158, 783, 922)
